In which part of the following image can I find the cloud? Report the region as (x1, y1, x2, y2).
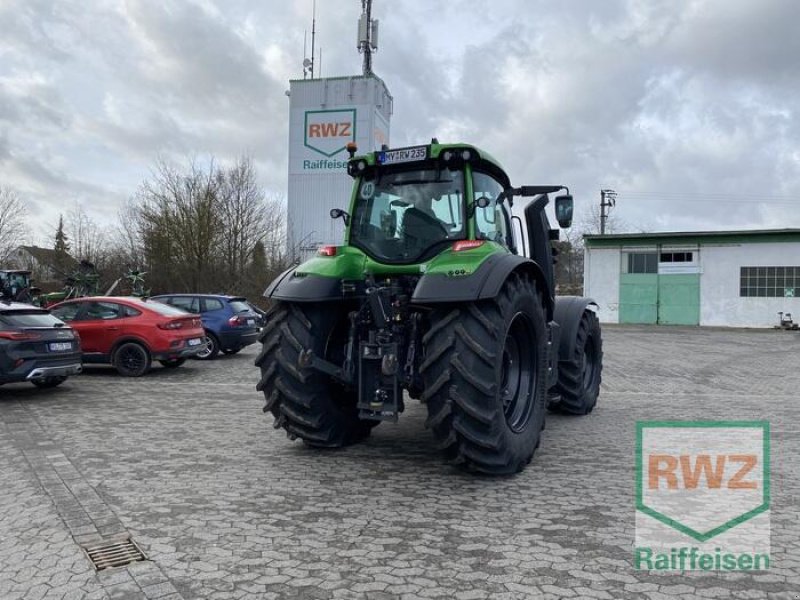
(0, 0, 797, 238)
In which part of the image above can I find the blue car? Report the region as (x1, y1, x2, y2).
(150, 294, 259, 359)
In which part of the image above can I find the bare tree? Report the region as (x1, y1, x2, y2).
(124, 156, 290, 297)
(0, 185, 29, 261)
(65, 201, 109, 263)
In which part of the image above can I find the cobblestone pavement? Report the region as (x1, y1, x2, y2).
(1, 326, 798, 600)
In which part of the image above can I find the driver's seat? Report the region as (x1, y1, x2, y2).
(402, 208, 447, 253)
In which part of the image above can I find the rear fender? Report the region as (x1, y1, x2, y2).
(412, 254, 553, 319)
(553, 296, 598, 361)
(264, 268, 343, 302)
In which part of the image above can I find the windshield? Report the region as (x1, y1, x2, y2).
(350, 168, 465, 263)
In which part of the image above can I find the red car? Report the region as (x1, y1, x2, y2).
(49, 297, 206, 376)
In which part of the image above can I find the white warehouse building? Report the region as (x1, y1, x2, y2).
(583, 229, 800, 328)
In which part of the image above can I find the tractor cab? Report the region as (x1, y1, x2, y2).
(341, 141, 573, 269)
(0, 270, 34, 302)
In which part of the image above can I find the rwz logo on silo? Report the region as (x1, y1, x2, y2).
(304, 109, 357, 157)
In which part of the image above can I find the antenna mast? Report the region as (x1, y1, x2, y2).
(302, 1, 316, 79)
(310, 0, 316, 78)
(358, 0, 379, 76)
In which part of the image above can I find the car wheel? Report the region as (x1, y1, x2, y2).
(32, 376, 67, 389)
(195, 334, 219, 360)
(159, 358, 186, 368)
(221, 347, 241, 355)
(113, 342, 152, 377)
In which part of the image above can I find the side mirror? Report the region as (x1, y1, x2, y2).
(330, 208, 350, 226)
(554, 195, 574, 228)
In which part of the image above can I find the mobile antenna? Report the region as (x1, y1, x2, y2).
(358, 0, 379, 75)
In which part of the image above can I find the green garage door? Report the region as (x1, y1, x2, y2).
(657, 274, 700, 325)
(619, 274, 658, 324)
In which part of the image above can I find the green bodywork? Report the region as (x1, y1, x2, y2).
(296, 241, 507, 280)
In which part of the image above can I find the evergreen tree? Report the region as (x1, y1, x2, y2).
(54, 215, 70, 254)
(53, 214, 71, 275)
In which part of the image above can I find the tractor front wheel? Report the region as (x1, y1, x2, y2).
(255, 303, 373, 447)
(421, 273, 548, 475)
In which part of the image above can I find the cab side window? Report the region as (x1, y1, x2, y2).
(473, 172, 511, 248)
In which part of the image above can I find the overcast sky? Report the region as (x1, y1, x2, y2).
(1, 0, 799, 244)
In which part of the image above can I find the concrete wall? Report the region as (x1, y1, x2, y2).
(584, 247, 621, 323)
(700, 242, 800, 327)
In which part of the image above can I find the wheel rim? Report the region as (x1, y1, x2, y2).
(197, 336, 214, 358)
(120, 347, 145, 372)
(501, 312, 536, 433)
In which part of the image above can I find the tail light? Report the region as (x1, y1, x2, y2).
(452, 240, 485, 252)
(318, 245, 337, 257)
(228, 315, 245, 327)
(0, 331, 42, 341)
(158, 320, 184, 330)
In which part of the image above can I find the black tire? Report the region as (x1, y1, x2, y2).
(195, 333, 219, 360)
(550, 310, 603, 415)
(421, 273, 548, 475)
(255, 303, 373, 447)
(32, 376, 67, 389)
(113, 342, 152, 377)
(159, 358, 186, 368)
(222, 348, 241, 355)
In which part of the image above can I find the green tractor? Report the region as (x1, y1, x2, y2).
(256, 141, 603, 474)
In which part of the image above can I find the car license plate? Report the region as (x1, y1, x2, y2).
(49, 342, 72, 352)
(247, 319, 255, 325)
(188, 338, 202, 346)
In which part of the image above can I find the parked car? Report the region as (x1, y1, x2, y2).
(247, 302, 268, 329)
(49, 297, 205, 376)
(0, 301, 82, 388)
(150, 294, 259, 359)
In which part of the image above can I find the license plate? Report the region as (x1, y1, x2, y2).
(49, 342, 72, 352)
(378, 145, 427, 164)
(187, 338, 202, 346)
(247, 319, 255, 325)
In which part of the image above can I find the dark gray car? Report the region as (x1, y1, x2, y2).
(0, 302, 82, 388)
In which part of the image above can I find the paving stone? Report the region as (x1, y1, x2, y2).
(0, 329, 797, 599)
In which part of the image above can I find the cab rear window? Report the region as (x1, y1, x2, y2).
(0, 310, 65, 328)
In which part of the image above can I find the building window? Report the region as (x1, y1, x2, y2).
(660, 252, 694, 263)
(626, 252, 658, 274)
(740, 266, 800, 297)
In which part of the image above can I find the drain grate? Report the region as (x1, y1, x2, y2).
(82, 537, 147, 570)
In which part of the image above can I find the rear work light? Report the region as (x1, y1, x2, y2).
(452, 240, 485, 252)
(318, 245, 337, 257)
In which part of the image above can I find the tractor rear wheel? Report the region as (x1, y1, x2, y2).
(420, 273, 548, 475)
(255, 303, 373, 447)
(550, 310, 603, 415)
